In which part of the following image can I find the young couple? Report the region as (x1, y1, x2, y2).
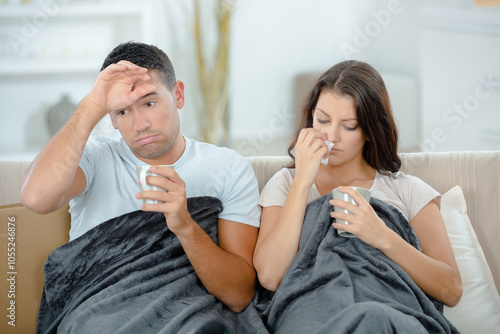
(21, 42, 461, 332)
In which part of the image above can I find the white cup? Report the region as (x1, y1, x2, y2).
(332, 186, 371, 238)
(135, 165, 174, 205)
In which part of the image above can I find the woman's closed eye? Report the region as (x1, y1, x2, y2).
(344, 125, 358, 131)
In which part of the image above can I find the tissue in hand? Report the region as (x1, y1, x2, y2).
(321, 141, 334, 165)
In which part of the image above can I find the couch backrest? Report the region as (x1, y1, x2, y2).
(401, 151, 500, 293)
(1, 151, 499, 291)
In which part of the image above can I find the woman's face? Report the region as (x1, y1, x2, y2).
(312, 89, 367, 167)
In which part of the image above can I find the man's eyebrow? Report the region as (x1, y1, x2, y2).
(138, 91, 158, 100)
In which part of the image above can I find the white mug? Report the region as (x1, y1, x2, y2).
(135, 165, 174, 205)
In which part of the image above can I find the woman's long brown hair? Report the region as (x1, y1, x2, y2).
(287, 60, 401, 173)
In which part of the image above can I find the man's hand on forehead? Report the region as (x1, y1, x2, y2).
(115, 60, 148, 73)
(86, 60, 156, 116)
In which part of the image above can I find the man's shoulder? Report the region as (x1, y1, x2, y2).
(86, 135, 128, 154)
(83, 136, 132, 165)
(186, 138, 241, 163)
(87, 135, 123, 149)
(187, 138, 235, 154)
(183, 138, 254, 179)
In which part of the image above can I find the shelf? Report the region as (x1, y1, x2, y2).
(0, 0, 155, 163)
(0, 59, 102, 76)
(421, 4, 500, 35)
(0, 1, 150, 77)
(0, 2, 147, 19)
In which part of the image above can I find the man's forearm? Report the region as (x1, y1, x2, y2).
(174, 218, 256, 313)
(20, 97, 103, 213)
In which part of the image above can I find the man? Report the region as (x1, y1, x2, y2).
(20, 42, 260, 313)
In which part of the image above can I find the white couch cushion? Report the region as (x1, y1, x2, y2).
(441, 186, 500, 333)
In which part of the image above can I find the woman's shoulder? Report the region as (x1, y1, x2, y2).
(259, 168, 296, 207)
(377, 171, 426, 184)
(375, 170, 440, 204)
(274, 167, 295, 178)
(264, 167, 295, 189)
(373, 170, 440, 220)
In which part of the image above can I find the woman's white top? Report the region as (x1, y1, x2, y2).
(258, 168, 440, 223)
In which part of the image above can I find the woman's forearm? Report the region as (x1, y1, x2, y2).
(381, 229, 463, 307)
(253, 181, 312, 291)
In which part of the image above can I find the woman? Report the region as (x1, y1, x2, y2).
(253, 60, 462, 308)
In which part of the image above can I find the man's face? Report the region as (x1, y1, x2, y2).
(109, 70, 185, 160)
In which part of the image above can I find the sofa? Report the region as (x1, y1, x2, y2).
(1, 152, 499, 333)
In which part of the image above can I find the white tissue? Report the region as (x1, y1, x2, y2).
(321, 141, 334, 165)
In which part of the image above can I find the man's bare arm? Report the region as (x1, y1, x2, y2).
(20, 61, 155, 213)
(20, 97, 104, 213)
(168, 217, 258, 313)
(137, 166, 258, 312)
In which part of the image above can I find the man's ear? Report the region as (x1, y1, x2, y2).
(173, 80, 185, 109)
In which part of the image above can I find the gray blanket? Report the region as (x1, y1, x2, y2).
(37, 194, 459, 334)
(254, 194, 459, 333)
(36, 196, 267, 334)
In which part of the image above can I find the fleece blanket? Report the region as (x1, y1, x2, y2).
(36, 196, 267, 334)
(38, 194, 458, 334)
(254, 194, 459, 334)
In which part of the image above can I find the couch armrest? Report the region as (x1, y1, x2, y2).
(0, 204, 70, 333)
(0, 161, 32, 206)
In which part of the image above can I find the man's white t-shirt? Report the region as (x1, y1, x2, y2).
(258, 168, 440, 223)
(69, 136, 260, 240)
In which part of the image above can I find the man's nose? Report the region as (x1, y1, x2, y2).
(133, 110, 151, 131)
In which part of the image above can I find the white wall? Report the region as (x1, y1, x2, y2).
(0, 0, 170, 159)
(184, 0, 424, 154)
(420, 4, 500, 152)
(175, 0, 500, 155)
(0, 0, 499, 160)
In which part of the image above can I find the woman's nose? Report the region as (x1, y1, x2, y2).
(326, 125, 339, 143)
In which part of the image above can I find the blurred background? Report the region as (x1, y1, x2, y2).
(0, 0, 499, 160)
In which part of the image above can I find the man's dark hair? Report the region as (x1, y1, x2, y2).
(100, 41, 176, 90)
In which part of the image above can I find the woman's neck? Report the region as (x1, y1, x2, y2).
(315, 159, 376, 195)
